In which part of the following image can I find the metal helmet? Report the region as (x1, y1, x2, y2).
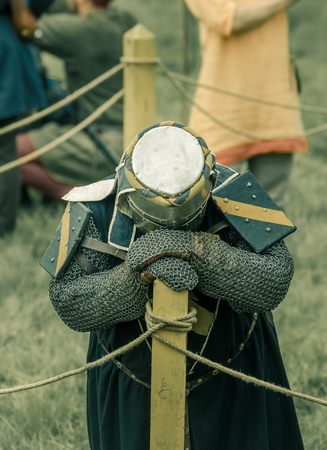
(116, 122, 217, 233)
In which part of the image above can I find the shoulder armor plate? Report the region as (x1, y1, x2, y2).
(211, 171, 296, 252)
(40, 202, 92, 278)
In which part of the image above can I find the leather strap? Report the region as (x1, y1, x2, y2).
(74, 252, 99, 274)
(80, 235, 127, 260)
(206, 219, 229, 235)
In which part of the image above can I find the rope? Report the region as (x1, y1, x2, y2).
(146, 303, 327, 407)
(165, 69, 327, 116)
(0, 63, 125, 137)
(0, 324, 157, 395)
(120, 57, 160, 64)
(153, 334, 327, 407)
(0, 90, 123, 175)
(2, 55, 327, 140)
(1, 302, 326, 408)
(145, 302, 197, 331)
(158, 63, 327, 141)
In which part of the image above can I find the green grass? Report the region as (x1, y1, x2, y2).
(1, 0, 327, 448)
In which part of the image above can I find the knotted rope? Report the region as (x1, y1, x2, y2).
(145, 301, 197, 332)
(145, 303, 327, 407)
(1, 302, 326, 408)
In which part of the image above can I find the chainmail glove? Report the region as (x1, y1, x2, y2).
(126, 228, 294, 313)
(126, 228, 192, 269)
(142, 257, 198, 291)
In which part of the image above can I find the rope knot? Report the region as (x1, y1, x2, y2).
(145, 301, 197, 332)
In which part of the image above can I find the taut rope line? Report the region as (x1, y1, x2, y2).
(0, 323, 157, 395)
(0, 63, 125, 137)
(158, 63, 327, 141)
(1, 58, 327, 175)
(154, 334, 327, 407)
(2, 57, 327, 140)
(165, 69, 327, 116)
(0, 90, 123, 175)
(0, 302, 326, 408)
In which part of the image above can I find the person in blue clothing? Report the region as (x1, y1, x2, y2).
(15, 0, 137, 202)
(0, 0, 53, 235)
(41, 122, 304, 449)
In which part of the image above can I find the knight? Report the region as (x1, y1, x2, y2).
(41, 122, 303, 450)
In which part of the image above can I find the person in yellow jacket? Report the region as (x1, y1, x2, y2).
(185, 0, 308, 206)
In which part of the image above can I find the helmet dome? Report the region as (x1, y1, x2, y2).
(117, 122, 217, 232)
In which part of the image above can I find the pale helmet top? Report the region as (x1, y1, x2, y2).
(117, 122, 217, 233)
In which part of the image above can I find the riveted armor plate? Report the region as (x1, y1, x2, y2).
(211, 171, 296, 252)
(40, 202, 92, 278)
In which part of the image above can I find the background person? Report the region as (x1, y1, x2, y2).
(184, 0, 308, 207)
(0, 0, 53, 235)
(15, 0, 137, 201)
(41, 122, 304, 449)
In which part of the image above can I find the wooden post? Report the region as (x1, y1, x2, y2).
(123, 24, 186, 449)
(123, 24, 157, 148)
(181, 0, 188, 125)
(150, 280, 188, 450)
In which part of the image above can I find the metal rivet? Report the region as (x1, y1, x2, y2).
(198, 378, 203, 384)
(223, 198, 229, 203)
(77, 216, 82, 222)
(266, 227, 271, 232)
(57, 236, 60, 241)
(68, 208, 71, 213)
(239, 343, 245, 351)
(247, 182, 252, 187)
(263, 208, 267, 212)
(72, 227, 75, 231)
(235, 206, 240, 211)
(34, 29, 43, 39)
(245, 218, 249, 223)
(51, 257, 55, 263)
(252, 194, 257, 199)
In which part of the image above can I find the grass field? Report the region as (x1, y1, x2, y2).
(1, 0, 327, 448)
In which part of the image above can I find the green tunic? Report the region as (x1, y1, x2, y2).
(29, 7, 137, 184)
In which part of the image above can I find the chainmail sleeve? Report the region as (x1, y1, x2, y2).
(49, 216, 150, 332)
(190, 231, 294, 313)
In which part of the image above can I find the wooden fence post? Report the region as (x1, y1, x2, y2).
(150, 281, 188, 450)
(123, 24, 157, 148)
(123, 24, 188, 449)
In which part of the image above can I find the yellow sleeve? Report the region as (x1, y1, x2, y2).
(184, 0, 237, 36)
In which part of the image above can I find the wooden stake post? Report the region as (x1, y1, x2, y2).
(123, 25, 188, 449)
(123, 24, 157, 149)
(150, 281, 188, 450)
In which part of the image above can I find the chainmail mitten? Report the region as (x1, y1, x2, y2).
(126, 228, 294, 313)
(189, 232, 294, 313)
(49, 216, 150, 332)
(143, 257, 198, 291)
(126, 228, 192, 269)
